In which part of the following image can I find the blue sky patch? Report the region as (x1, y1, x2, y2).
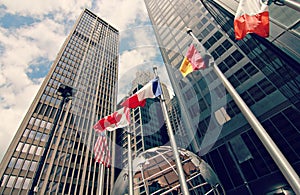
(26, 57, 52, 79)
(0, 13, 36, 28)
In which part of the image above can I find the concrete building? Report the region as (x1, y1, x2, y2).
(0, 9, 119, 195)
(144, 0, 300, 194)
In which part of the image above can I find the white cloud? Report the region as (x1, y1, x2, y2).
(94, 0, 148, 30)
(1, 0, 91, 21)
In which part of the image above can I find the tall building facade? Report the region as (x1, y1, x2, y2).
(166, 96, 189, 148)
(144, 0, 300, 194)
(0, 9, 119, 195)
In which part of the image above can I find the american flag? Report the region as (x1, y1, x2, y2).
(94, 134, 111, 168)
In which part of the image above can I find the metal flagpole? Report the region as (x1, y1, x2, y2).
(186, 28, 300, 193)
(127, 126, 134, 195)
(272, 0, 300, 12)
(153, 67, 190, 195)
(98, 164, 105, 195)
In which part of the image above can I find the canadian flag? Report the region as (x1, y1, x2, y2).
(93, 107, 130, 132)
(234, 0, 269, 40)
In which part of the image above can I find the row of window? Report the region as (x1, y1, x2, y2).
(1, 175, 31, 189)
(8, 158, 37, 172)
(23, 129, 49, 142)
(28, 117, 52, 130)
(16, 142, 44, 156)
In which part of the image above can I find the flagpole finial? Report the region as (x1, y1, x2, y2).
(186, 27, 192, 35)
(153, 66, 158, 77)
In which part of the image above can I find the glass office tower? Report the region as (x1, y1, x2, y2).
(144, 0, 300, 194)
(0, 9, 119, 195)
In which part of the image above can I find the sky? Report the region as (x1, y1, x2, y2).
(0, 0, 171, 161)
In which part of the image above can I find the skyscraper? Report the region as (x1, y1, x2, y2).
(144, 0, 300, 194)
(0, 9, 119, 195)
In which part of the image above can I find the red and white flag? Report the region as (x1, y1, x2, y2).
(93, 107, 130, 132)
(234, 0, 269, 40)
(94, 134, 111, 168)
(121, 78, 162, 108)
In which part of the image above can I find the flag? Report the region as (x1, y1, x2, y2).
(94, 133, 111, 168)
(179, 44, 207, 77)
(121, 78, 162, 108)
(93, 107, 130, 132)
(234, 0, 269, 40)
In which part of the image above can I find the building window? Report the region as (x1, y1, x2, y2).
(201, 28, 209, 37)
(28, 130, 36, 139)
(218, 62, 228, 73)
(224, 55, 235, 68)
(8, 157, 17, 168)
(1, 175, 8, 187)
(232, 50, 243, 62)
(235, 69, 249, 83)
(214, 85, 226, 99)
(23, 129, 30, 137)
(228, 75, 239, 88)
(198, 98, 207, 111)
(207, 23, 214, 31)
(22, 144, 30, 153)
(16, 142, 23, 152)
(184, 88, 194, 101)
(215, 45, 226, 57)
(23, 178, 31, 189)
(15, 159, 23, 169)
(15, 177, 24, 189)
(248, 85, 265, 101)
(201, 17, 208, 24)
(214, 31, 222, 40)
(22, 160, 31, 170)
(29, 145, 37, 154)
(257, 78, 276, 95)
(6, 176, 16, 188)
(222, 39, 232, 50)
(244, 63, 258, 76)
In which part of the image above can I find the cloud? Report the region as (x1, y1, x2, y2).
(94, 0, 148, 30)
(1, 0, 91, 21)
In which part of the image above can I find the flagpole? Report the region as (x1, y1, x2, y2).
(186, 28, 300, 193)
(98, 164, 105, 195)
(127, 126, 134, 195)
(153, 67, 190, 194)
(273, 0, 300, 12)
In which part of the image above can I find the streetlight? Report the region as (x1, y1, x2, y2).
(29, 83, 76, 194)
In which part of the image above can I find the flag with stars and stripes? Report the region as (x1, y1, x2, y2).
(94, 133, 111, 168)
